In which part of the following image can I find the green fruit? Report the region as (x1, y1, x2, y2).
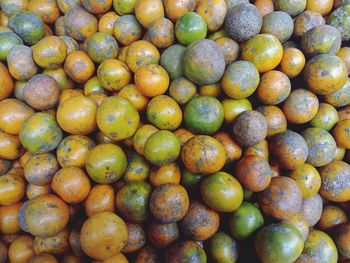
(8, 11, 45, 45)
(303, 229, 338, 263)
(144, 130, 181, 166)
(209, 232, 239, 263)
(175, 12, 207, 46)
(180, 169, 202, 190)
(85, 143, 127, 184)
(310, 103, 339, 130)
(160, 44, 186, 80)
(301, 25, 341, 57)
(0, 32, 23, 61)
(255, 223, 304, 263)
(229, 202, 264, 241)
(274, 0, 307, 16)
(84, 32, 119, 63)
(113, 0, 136, 14)
(116, 181, 151, 223)
(200, 171, 243, 212)
(184, 96, 224, 135)
(19, 113, 63, 154)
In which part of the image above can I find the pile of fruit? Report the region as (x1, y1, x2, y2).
(1, 0, 350, 262)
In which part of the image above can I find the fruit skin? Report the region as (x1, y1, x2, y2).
(80, 211, 128, 260)
(197, 0, 227, 32)
(183, 39, 225, 85)
(146, 95, 182, 130)
(232, 110, 268, 147)
(319, 160, 350, 202)
(0, 62, 13, 100)
(134, 0, 164, 29)
(64, 50, 95, 83)
(180, 200, 220, 241)
(283, 213, 309, 242)
(301, 25, 341, 57)
(301, 128, 336, 167)
(144, 130, 181, 167)
(274, 0, 306, 16)
(235, 155, 272, 192)
(333, 119, 350, 149)
(300, 193, 323, 227)
(24, 153, 59, 185)
(7, 45, 38, 81)
(8, 11, 45, 45)
(8, 235, 35, 263)
(310, 103, 339, 131)
(0, 32, 23, 61)
(175, 12, 207, 46)
(303, 54, 348, 95)
(135, 64, 169, 98)
(318, 205, 348, 231)
(293, 10, 325, 38)
(123, 222, 146, 253)
(84, 32, 119, 63)
(97, 59, 131, 91)
(302, 229, 338, 263)
(289, 163, 321, 198)
(224, 3, 262, 42)
(33, 228, 69, 255)
(0, 174, 25, 206)
(147, 221, 178, 248)
(19, 112, 63, 154)
(97, 96, 140, 141)
(184, 96, 224, 135)
(126, 40, 160, 73)
(334, 223, 350, 258)
(86, 143, 127, 184)
(283, 89, 319, 124)
(168, 77, 196, 104)
(64, 7, 97, 42)
(160, 44, 186, 80)
(32, 36, 67, 69)
(116, 181, 151, 223)
(280, 47, 306, 78)
(208, 231, 239, 263)
(258, 176, 303, 220)
(181, 135, 226, 174)
(324, 79, 350, 107)
(229, 202, 264, 241)
(24, 74, 60, 111)
(150, 183, 189, 223)
(200, 171, 243, 212)
(242, 34, 283, 73)
(255, 223, 304, 263)
(113, 0, 137, 15)
(165, 240, 207, 263)
(0, 98, 34, 135)
(328, 4, 350, 41)
(261, 11, 294, 42)
(256, 105, 287, 137)
(19, 194, 69, 238)
(222, 60, 260, 99)
(51, 167, 91, 204)
(113, 14, 141, 46)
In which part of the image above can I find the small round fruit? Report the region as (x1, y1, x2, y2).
(64, 50, 95, 83)
(255, 223, 304, 263)
(200, 171, 243, 212)
(232, 110, 268, 147)
(97, 59, 131, 92)
(258, 176, 303, 220)
(280, 47, 306, 78)
(165, 241, 206, 263)
(180, 201, 220, 241)
(229, 202, 264, 241)
(289, 163, 321, 198)
(97, 96, 140, 141)
(208, 231, 238, 263)
(86, 143, 127, 184)
(181, 135, 226, 174)
(310, 103, 339, 131)
(24, 153, 59, 185)
(147, 221, 179, 248)
(144, 130, 181, 167)
(303, 229, 338, 263)
(19, 194, 69, 238)
(80, 212, 128, 260)
(283, 89, 319, 124)
(150, 183, 189, 223)
(184, 96, 224, 135)
(175, 12, 207, 46)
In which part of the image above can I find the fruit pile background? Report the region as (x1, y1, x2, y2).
(0, 0, 350, 262)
